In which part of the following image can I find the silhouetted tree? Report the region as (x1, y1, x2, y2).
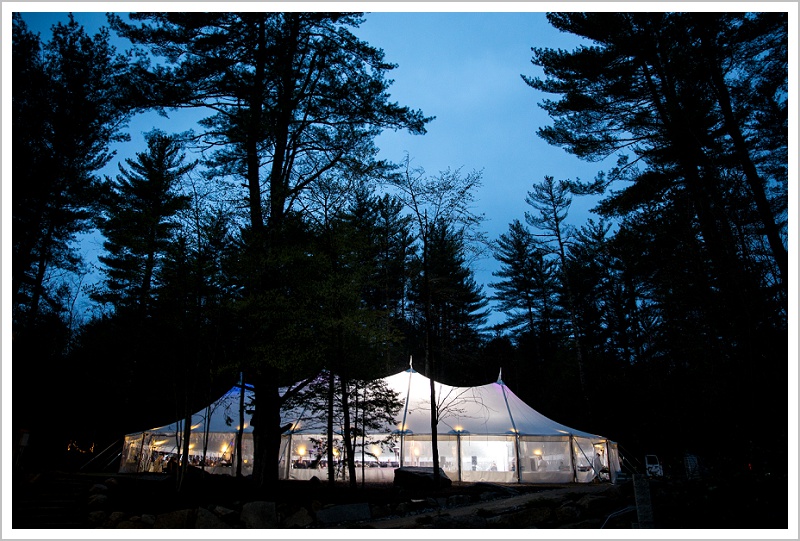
(93, 131, 193, 315)
(524, 12, 787, 462)
(110, 12, 430, 488)
(491, 219, 561, 338)
(13, 13, 133, 326)
(524, 176, 590, 406)
(413, 220, 489, 386)
(390, 156, 485, 485)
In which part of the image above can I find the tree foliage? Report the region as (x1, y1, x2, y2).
(12, 13, 133, 325)
(93, 131, 194, 314)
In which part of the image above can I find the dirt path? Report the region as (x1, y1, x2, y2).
(363, 483, 620, 529)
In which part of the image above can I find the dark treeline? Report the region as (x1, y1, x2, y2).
(12, 12, 787, 489)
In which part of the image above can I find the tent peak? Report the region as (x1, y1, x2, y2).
(497, 367, 503, 384)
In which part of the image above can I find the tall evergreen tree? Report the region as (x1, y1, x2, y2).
(415, 220, 489, 385)
(524, 176, 589, 401)
(491, 219, 560, 337)
(344, 188, 415, 371)
(93, 131, 193, 315)
(110, 12, 430, 487)
(524, 12, 787, 299)
(524, 12, 787, 461)
(12, 13, 133, 325)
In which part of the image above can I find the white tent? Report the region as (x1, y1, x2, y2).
(119, 385, 255, 476)
(120, 369, 620, 484)
(281, 368, 621, 484)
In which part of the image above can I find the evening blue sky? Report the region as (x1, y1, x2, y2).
(13, 8, 613, 328)
(6, 3, 796, 332)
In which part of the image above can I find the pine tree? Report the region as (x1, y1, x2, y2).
(93, 131, 193, 316)
(491, 219, 559, 337)
(110, 12, 430, 487)
(13, 13, 133, 324)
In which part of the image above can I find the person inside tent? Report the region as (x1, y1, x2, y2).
(593, 453, 603, 481)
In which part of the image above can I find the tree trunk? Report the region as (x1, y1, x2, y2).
(250, 370, 281, 491)
(326, 369, 336, 485)
(341, 376, 357, 489)
(423, 232, 440, 486)
(701, 31, 788, 288)
(236, 375, 245, 477)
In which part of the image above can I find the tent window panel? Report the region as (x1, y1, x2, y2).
(352, 437, 400, 467)
(437, 436, 458, 473)
(459, 436, 515, 483)
(288, 434, 329, 469)
(460, 436, 515, 473)
(518, 439, 571, 473)
(573, 437, 601, 483)
(120, 435, 142, 472)
(402, 437, 433, 468)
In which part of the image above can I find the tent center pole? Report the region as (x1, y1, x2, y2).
(284, 433, 293, 480)
(456, 433, 462, 482)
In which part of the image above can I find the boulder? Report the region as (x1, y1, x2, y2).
(211, 505, 237, 520)
(89, 483, 108, 494)
(153, 509, 196, 529)
(240, 501, 277, 529)
(369, 503, 394, 520)
(393, 467, 452, 489)
(283, 507, 314, 528)
(194, 507, 231, 529)
(87, 493, 109, 510)
(103, 511, 127, 528)
(87, 510, 108, 526)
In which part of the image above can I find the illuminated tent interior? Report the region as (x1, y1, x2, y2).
(119, 385, 256, 476)
(282, 368, 620, 484)
(120, 368, 620, 484)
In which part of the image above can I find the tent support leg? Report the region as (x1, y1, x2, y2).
(570, 436, 577, 483)
(400, 432, 404, 467)
(284, 433, 293, 480)
(456, 433, 462, 482)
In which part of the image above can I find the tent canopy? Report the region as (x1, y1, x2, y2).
(283, 368, 603, 440)
(137, 385, 255, 436)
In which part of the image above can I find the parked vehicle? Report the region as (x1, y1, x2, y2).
(645, 454, 663, 477)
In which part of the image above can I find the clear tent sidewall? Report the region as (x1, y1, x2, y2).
(120, 429, 255, 476)
(278, 432, 618, 484)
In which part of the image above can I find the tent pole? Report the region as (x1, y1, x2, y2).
(498, 377, 521, 484)
(284, 433, 293, 480)
(456, 432, 462, 482)
(399, 366, 413, 468)
(137, 432, 146, 473)
(570, 436, 577, 483)
(400, 432, 404, 467)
